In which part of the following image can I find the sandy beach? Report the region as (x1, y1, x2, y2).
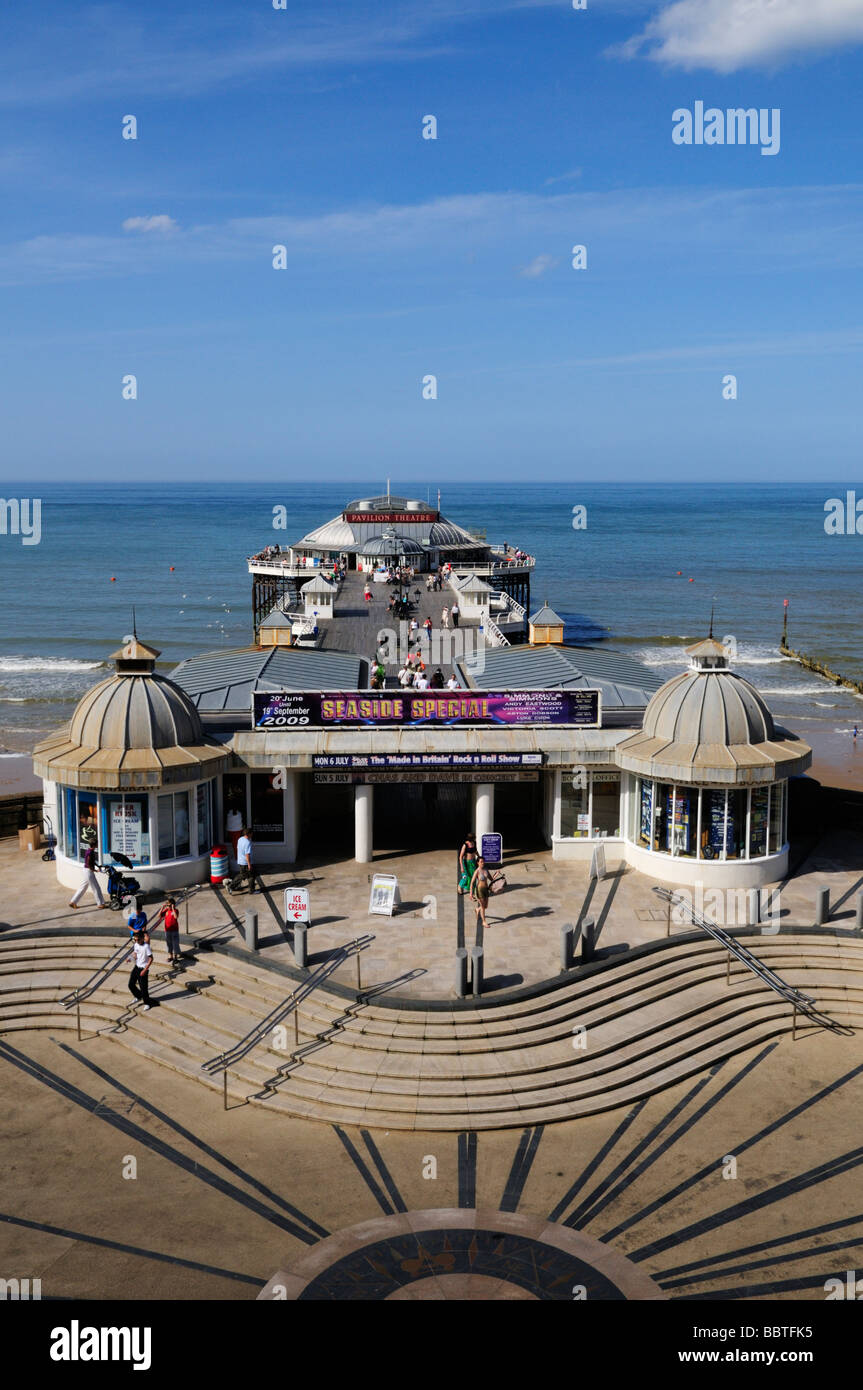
(0, 753, 42, 797)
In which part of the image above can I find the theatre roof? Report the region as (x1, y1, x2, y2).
(170, 646, 365, 713)
(458, 643, 662, 710)
(290, 494, 485, 553)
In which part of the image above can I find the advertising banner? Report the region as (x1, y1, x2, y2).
(254, 690, 600, 729)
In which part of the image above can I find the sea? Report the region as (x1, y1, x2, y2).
(1, 482, 862, 754)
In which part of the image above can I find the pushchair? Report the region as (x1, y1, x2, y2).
(41, 813, 57, 862)
(101, 852, 141, 910)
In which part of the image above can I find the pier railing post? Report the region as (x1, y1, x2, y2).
(455, 948, 468, 998)
(470, 945, 484, 997)
(294, 924, 307, 968)
(560, 923, 574, 971)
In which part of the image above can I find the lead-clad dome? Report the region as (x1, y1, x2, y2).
(33, 636, 230, 790)
(615, 637, 811, 784)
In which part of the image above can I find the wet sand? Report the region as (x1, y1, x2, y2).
(0, 754, 42, 798)
(783, 718, 863, 794)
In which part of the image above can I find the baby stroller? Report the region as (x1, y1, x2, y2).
(41, 813, 57, 862)
(101, 852, 141, 911)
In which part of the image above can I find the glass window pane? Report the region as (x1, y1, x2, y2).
(158, 794, 174, 861)
(77, 795, 98, 861)
(223, 773, 247, 844)
(591, 776, 620, 837)
(671, 787, 697, 857)
(250, 773, 284, 843)
(174, 791, 190, 857)
(197, 783, 211, 855)
(750, 787, 769, 857)
(769, 782, 784, 851)
(726, 789, 747, 859)
(64, 788, 78, 858)
(561, 777, 589, 837)
(702, 789, 729, 859)
(637, 779, 654, 847)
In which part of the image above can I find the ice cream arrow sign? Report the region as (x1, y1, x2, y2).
(284, 887, 310, 924)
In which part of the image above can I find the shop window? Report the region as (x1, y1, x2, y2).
(591, 776, 620, 838)
(250, 772, 285, 843)
(196, 783, 212, 856)
(701, 789, 729, 860)
(102, 794, 150, 866)
(670, 786, 696, 857)
(63, 787, 78, 859)
(769, 782, 785, 851)
(638, 779, 654, 848)
(749, 787, 769, 858)
(561, 779, 589, 838)
(157, 790, 191, 861)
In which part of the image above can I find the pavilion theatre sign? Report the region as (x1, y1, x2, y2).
(252, 690, 601, 729)
(343, 510, 437, 524)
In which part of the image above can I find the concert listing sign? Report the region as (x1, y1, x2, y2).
(253, 689, 600, 729)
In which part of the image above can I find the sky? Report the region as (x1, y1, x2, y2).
(1, 0, 862, 483)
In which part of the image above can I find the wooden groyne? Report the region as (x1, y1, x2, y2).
(780, 640, 863, 697)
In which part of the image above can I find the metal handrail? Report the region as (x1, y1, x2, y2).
(61, 939, 133, 1008)
(201, 934, 375, 1075)
(652, 886, 847, 1034)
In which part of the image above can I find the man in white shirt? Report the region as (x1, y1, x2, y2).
(225, 804, 243, 860)
(446, 675, 461, 690)
(237, 827, 258, 893)
(128, 930, 153, 1010)
(414, 673, 429, 690)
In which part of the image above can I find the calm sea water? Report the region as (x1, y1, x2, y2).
(1, 482, 861, 751)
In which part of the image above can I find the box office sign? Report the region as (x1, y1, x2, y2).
(254, 690, 600, 729)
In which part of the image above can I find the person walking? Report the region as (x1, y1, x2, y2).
(236, 827, 258, 893)
(126, 905, 149, 940)
(423, 616, 433, 641)
(69, 829, 106, 910)
(458, 832, 478, 895)
(451, 602, 460, 628)
(441, 606, 449, 628)
(128, 929, 153, 1010)
(470, 857, 492, 930)
(152, 897, 181, 963)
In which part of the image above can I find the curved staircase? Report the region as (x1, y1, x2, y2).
(1, 931, 862, 1131)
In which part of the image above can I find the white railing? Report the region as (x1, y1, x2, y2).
(483, 616, 511, 648)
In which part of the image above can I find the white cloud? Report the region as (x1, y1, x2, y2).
(518, 253, 560, 277)
(122, 215, 178, 234)
(614, 0, 863, 72)
(544, 169, 583, 186)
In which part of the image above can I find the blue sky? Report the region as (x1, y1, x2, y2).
(1, 0, 862, 483)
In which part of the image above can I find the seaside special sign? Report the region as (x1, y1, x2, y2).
(253, 689, 600, 728)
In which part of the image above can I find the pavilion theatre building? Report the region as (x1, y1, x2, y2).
(34, 626, 811, 894)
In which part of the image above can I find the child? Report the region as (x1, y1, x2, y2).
(151, 897, 181, 963)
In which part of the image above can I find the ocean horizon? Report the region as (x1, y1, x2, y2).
(2, 480, 862, 752)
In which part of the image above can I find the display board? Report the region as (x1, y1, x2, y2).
(253, 690, 600, 729)
(481, 832, 503, 866)
(369, 874, 400, 916)
(284, 887, 310, 923)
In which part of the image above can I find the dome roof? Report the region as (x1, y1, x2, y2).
(33, 638, 230, 790)
(70, 673, 206, 749)
(361, 533, 424, 555)
(615, 642, 811, 784)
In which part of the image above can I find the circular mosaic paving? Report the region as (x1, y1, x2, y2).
(259, 1209, 666, 1301)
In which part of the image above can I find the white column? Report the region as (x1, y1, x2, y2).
(355, 783, 373, 863)
(283, 770, 300, 862)
(551, 770, 562, 842)
(474, 783, 494, 845)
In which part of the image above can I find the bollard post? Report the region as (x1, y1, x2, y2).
(746, 888, 760, 927)
(582, 916, 596, 964)
(560, 923, 573, 971)
(791, 1005, 797, 1041)
(856, 891, 863, 934)
(244, 909, 258, 952)
(471, 945, 484, 997)
(76, 999, 81, 1041)
(294, 924, 307, 968)
(455, 948, 468, 999)
(294, 1008, 299, 1048)
(223, 1069, 228, 1111)
(815, 886, 829, 926)
(356, 950, 362, 993)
